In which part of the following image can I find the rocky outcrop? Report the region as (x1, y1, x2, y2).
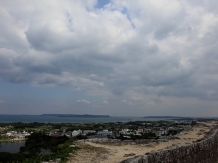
(121, 127, 218, 163)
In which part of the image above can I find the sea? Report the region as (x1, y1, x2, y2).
(0, 115, 178, 123)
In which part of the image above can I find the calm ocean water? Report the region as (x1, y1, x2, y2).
(0, 115, 175, 123)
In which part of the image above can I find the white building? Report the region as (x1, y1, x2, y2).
(97, 130, 113, 137)
(72, 130, 82, 137)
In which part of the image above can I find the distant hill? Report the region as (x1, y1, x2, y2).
(143, 116, 199, 120)
(143, 116, 182, 118)
(41, 114, 111, 118)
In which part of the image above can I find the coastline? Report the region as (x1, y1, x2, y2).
(0, 138, 26, 142)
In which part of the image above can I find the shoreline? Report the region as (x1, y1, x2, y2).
(0, 138, 26, 143)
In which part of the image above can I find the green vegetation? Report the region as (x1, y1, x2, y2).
(0, 133, 78, 163)
(0, 135, 10, 142)
(0, 122, 52, 134)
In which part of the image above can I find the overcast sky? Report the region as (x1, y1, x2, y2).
(0, 0, 218, 116)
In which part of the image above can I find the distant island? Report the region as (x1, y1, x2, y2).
(143, 116, 182, 118)
(143, 116, 194, 120)
(143, 116, 213, 121)
(41, 114, 111, 118)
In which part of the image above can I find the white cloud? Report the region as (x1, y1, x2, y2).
(77, 99, 91, 104)
(103, 100, 108, 104)
(1, 0, 218, 116)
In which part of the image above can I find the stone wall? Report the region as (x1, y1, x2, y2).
(121, 128, 218, 163)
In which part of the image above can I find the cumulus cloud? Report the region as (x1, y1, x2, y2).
(0, 0, 218, 115)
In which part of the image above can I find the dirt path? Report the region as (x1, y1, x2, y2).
(68, 121, 217, 163)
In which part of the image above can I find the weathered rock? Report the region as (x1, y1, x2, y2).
(124, 153, 136, 157)
(121, 156, 143, 163)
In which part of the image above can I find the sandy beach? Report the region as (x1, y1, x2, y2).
(68, 121, 217, 163)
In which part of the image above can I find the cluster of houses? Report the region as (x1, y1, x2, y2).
(5, 131, 31, 140)
(49, 129, 113, 138)
(48, 121, 193, 140)
(0, 127, 6, 133)
(1, 121, 194, 141)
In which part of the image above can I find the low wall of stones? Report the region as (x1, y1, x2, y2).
(121, 127, 218, 163)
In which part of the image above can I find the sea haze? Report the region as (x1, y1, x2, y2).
(0, 114, 179, 123)
(0, 115, 216, 123)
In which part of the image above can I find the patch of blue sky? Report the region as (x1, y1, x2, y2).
(96, 0, 111, 9)
(127, 16, 136, 29)
(121, 8, 136, 29)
